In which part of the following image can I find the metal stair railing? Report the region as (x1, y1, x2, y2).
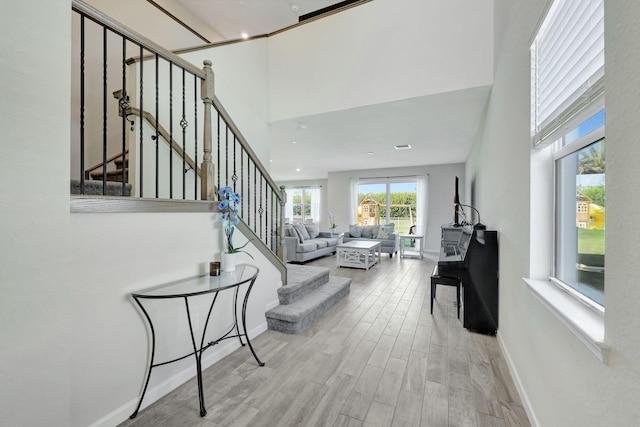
(71, 0, 287, 282)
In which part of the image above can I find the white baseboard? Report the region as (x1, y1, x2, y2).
(265, 298, 280, 311)
(496, 332, 540, 427)
(89, 321, 268, 427)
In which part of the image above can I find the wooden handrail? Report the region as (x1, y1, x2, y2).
(121, 106, 201, 176)
(84, 150, 128, 180)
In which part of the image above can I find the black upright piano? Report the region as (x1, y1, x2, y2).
(437, 225, 499, 335)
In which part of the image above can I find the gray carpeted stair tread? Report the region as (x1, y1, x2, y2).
(266, 276, 351, 334)
(277, 264, 331, 305)
(70, 179, 132, 196)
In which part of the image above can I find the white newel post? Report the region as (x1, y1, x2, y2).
(201, 60, 216, 201)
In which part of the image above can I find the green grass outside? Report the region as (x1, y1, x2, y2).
(578, 228, 605, 255)
(392, 218, 413, 235)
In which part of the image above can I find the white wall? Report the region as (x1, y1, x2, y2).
(180, 39, 272, 173)
(327, 164, 465, 253)
(0, 2, 280, 426)
(467, 1, 640, 425)
(268, 0, 493, 122)
(0, 1, 72, 425)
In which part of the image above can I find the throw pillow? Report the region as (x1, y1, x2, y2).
(377, 225, 394, 240)
(361, 226, 374, 239)
(371, 224, 381, 238)
(349, 224, 363, 238)
(293, 223, 310, 242)
(305, 222, 320, 239)
(284, 225, 295, 237)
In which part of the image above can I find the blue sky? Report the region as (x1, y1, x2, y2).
(359, 182, 417, 194)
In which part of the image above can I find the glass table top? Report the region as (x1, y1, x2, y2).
(132, 264, 258, 298)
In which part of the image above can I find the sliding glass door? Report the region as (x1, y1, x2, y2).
(356, 179, 417, 235)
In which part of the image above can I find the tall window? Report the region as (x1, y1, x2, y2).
(286, 187, 319, 223)
(554, 114, 605, 305)
(531, 0, 605, 306)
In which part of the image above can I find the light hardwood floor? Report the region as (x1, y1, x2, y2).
(120, 254, 531, 427)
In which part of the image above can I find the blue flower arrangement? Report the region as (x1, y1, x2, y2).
(218, 186, 253, 258)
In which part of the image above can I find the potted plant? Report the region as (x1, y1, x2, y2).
(218, 186, 253, 271)
(328, 212, 338, 236)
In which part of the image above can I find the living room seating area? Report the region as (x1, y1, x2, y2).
(342, 223, 400, 257)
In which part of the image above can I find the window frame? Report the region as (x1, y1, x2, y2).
(355, 177, 418, 230)
(287, 187, 316, 223)
(527, 0, 608, 362)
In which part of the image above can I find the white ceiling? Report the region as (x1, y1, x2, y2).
(176, 0, 349, 40)
(269, 86, 491, 181)
(173, 0, 491, 182)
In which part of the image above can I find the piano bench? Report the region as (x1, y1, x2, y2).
(430, 266, 462, 319)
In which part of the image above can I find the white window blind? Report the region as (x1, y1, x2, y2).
(531, 0, 604, 146)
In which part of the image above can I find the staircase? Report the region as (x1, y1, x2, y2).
(89, 158, 128, 182)
(265, 265, 351, 334)
(71, 155, 131, 196)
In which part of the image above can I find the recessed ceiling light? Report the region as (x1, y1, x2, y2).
(299, 123, 308, 130)
(394, 144, 412, 150)
(292, 141, 297, 144)
(367, 152, 374, 155)
(296, 168, 301, 172)
(241, 32, 249, 39)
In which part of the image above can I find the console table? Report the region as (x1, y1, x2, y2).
(129, 264, 264, 418)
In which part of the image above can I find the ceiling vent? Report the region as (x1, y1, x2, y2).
(394, 144, 412, 150)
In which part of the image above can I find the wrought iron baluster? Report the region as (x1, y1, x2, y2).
(155, 53, 159, 198)
(102, 26, 108, 195)
(225, 126, 229, 188)
(216, 113, 220, 193)
(240, 148, 244, 218)
(80, 15, 85, 194)
(193, 75, 198, 200)
(181, 69, 186, 200)
(232, 136, 237, 193)
(259, 176, 264, 240)
(246, 157, 251, 227)
(169, 62, 173, 198)
(139, 44, 144, 197)
(121, 37, 127, 193)
(265, 190, 270, 250)
(254, 163, 257, 235)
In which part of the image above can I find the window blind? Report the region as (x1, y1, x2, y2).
(531, 0, 604, 146)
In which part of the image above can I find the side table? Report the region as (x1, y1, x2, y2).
(400, 234, 424, 259)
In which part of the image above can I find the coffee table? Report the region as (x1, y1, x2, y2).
(337, 240, 381, 270)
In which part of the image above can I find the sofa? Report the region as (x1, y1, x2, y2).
(342, 223, 400, 257)
(284, 223, 339, 263)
